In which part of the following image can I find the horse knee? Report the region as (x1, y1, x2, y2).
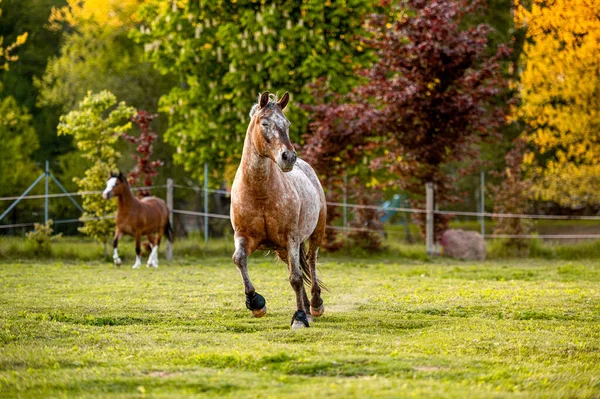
(232, 248, 246, 268)
(289, 272, 303, 290)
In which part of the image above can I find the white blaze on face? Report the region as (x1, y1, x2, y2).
(102, 177, 118, 199)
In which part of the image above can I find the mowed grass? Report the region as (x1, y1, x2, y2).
(1, 255, 599, 398)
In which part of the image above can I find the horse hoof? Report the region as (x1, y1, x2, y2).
(306, 314, 313, 323)
(132, 264, 140, 269)
(290, 310, 310, 329)
(310, 304, 325, 318)
(246, 292, 266, 317)
(251, 306, 267, 318)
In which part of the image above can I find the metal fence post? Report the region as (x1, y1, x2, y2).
(166, 178, 173, 260)
(44, 160, 49, 224)
(343, 170, 347, 228)
(426, 182, 434, 256)
(204, 163, 209, 243)
(480, 171, 485, 237)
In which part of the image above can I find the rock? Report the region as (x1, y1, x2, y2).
(441, 229, 486, 260)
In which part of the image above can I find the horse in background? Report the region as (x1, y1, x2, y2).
(230, 91, 327, 329)
(102, 172, 173, 268)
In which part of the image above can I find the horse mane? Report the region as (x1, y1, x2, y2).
(249, 93, 281, 119)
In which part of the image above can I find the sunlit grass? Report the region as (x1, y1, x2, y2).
(0, 256, 599, 398)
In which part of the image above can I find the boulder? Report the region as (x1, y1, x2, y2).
(441, 229, 486, 260)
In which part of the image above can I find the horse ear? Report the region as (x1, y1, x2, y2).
(117, 171, 125, 181)
(278, 92, 290, 110)
(259, 91, 270, 109)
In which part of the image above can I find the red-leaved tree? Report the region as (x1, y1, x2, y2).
(123, 110, 163, 197)
(303, 0, 511, 242)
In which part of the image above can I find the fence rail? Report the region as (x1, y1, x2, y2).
(2, 182, 600, 243)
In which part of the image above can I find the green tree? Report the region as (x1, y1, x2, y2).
(57, 91, 136, 245)
(0, 93, 41, 198)
(0, 0, 66, 162)
(134, 0, 374, 182)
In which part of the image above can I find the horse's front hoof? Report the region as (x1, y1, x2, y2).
(132, 264, 140, 269)
(113, 258, 122, 267)
(246, 292, 266, 318)
(310, 304, 325, 318)
(291, 310, 310, 329)
(252, 306, 267, 318)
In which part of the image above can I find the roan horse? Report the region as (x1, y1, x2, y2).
(230, 91, 327, 329)
(102, 172, 173, 268)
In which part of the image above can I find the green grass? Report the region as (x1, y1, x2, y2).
(1, 255, 599, 398)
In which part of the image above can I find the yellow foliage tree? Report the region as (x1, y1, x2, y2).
(515, 0, 600, 207)
(48, 0, 143, 29)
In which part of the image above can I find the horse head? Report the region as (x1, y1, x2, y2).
(248, 91, 296, 172)
(102, 171, 128, 200)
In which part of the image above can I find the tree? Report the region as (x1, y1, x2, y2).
(303, 0, 511, 240)
(0, 94, 41, 200)
(489, 139, 532, 251)
(515, 0, 600, 208)
(57, 91, 136, 245)
(0, 0, 66, 162)
(123, 110, 163, 196)
(133, 0, 375, 182)
(0, 0, 27, 71)
(36, 0, 172, 114)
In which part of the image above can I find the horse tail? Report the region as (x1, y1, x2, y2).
(164, 219, 174, 243)
(299, 242, 328, 292)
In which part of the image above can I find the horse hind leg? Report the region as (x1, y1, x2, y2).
(146, 233, 160, 268)
(306, 240, 325, 318)
(233, 234, 265, 318)
(132, 234, 142, 269)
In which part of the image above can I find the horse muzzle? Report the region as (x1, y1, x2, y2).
(102, 191, 113, 200)
(279, 150, 297, 172)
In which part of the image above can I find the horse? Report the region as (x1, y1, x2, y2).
(230, 91, 327, 329)
(102, 172, 173, 268)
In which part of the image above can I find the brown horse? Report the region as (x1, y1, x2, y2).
(102, 172, 173, 268)
(230, 91, 327, 329)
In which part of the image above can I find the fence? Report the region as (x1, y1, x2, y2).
(2, 172, 600, 258)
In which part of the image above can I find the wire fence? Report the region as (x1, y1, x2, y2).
(2, 182, 600, 241)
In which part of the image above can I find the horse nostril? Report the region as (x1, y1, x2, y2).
(282, 152, 288, 162)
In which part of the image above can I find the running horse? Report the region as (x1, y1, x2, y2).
(102, 172, 173, 268)
(230, 91, 327, 329)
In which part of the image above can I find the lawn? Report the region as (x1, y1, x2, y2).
(1, 254, 599, 398)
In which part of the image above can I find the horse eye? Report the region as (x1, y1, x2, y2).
(261, 122, 270, 128)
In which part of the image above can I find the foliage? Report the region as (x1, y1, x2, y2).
(303, 0, 511, 241)
(489, 139, 533, 251)
(0, 94, 41, 199)
(0, 0, 27, 71)
(25, 219, 62, 255)
(123, 110, 163, 196)
(133, 0, 375, 182)
(36, 0, 172, 114)
(515, 0, 600, 207)
(0, 0, 67, 163)
(57, 91, 136, 242)
(1, 258, 599, 397)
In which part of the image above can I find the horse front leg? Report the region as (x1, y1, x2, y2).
(132, 234, 142, 269)
(288, 241, 310, 329)
(112, 230, 123, 266)
(232, 234, 265, 317)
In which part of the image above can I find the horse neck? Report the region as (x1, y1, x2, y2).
(116, 185, 139, 213)
(240, 128, 273, 184)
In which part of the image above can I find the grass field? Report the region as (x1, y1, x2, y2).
(1, 254, 599, 398)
